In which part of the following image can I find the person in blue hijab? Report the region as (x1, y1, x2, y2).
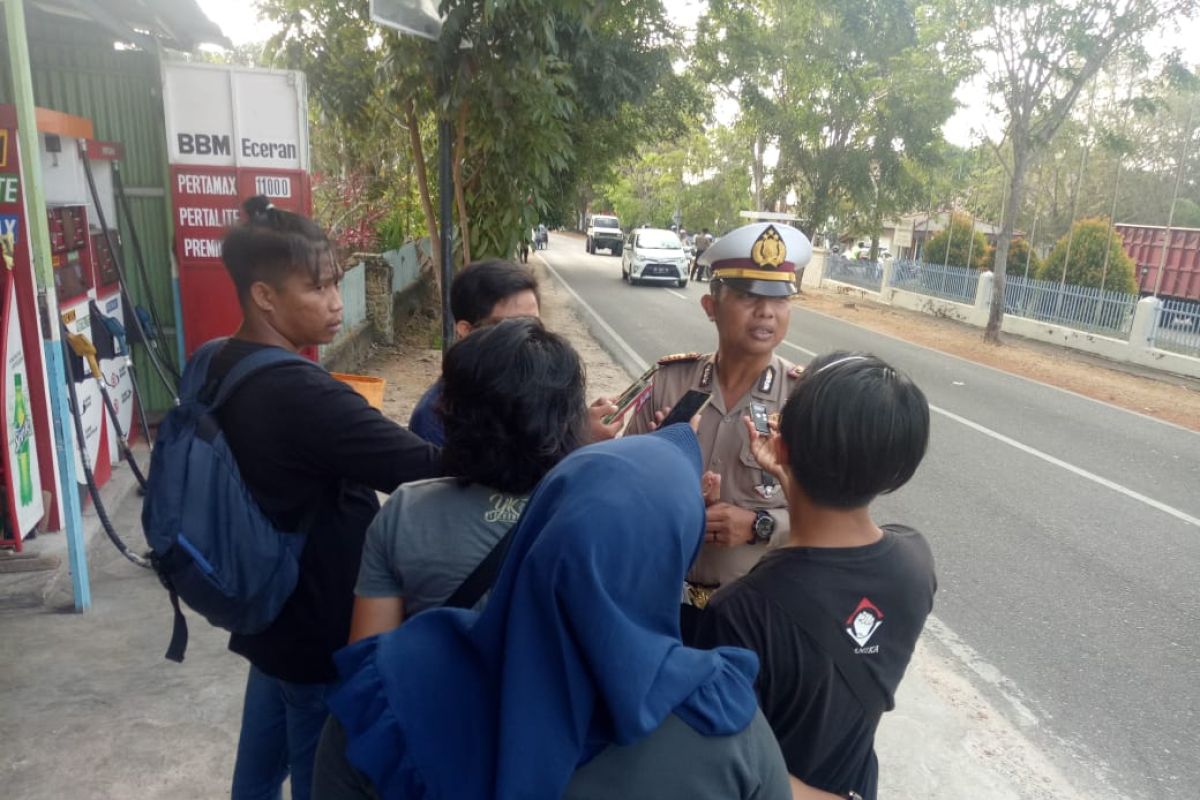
(312, 424, 792, 800)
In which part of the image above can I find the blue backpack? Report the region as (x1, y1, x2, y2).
(142, 339, 313, 662)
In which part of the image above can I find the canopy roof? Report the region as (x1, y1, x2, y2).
(32, 0, 230, 50)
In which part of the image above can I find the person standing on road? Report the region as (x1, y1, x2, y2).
(625, 223, 812, 616)
(212, 197, 444, 800)
(691, 227, 715, 281)
(408, 260, 619, 447)
(693, 351, 935, 800)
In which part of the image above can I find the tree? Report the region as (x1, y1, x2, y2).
(985, 236, 1042, 278)
(923, 212, 990, 270)
(978, 0, 1199, 341)
(692, 0, 969, 238)
(1036, 217, 1138, 293)
(264, 0, 687, 278)
(598, 126, 753, 235)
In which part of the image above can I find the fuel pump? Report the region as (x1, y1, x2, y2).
(42, 128, 112, 490)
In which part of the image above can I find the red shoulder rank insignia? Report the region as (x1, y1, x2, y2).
(658, 352, 702, 366)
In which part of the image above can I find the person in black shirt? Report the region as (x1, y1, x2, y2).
(212, 196, 442, 800)
(693, 351, 935, 800)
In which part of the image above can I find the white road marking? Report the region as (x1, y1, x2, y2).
(780, 340, 818, 358)
(546, 259, 1200, 529)
(665, 289, 688, 300)
(795, 303, 1200, 439)
(780, 339, 1200, 528)
(538, 257, 650, 371)
(932, 404, 1200, 528)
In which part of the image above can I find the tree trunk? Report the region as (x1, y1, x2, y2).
(751, 133, 764, 212)
(453, 100, 472, 265)
(986, 144, 1029, 342)
(406, 99, 442, 277)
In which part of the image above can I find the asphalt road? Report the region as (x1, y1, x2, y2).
(540, 232, 1200, 800)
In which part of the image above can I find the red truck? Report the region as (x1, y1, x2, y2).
(1115, 224, 1200, 302)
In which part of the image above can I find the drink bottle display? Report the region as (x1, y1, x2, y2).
(13, 372, 32, 506)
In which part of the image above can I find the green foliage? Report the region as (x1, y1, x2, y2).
(599, 127, 750, 234)
(922, 213, 989, 270)
(262, 0, 685, 268)
(985, 236, 1041, 278)
(429, 0, 686, 260)
(692, 0, 970, 237)
(1035, 218, 1138, 293)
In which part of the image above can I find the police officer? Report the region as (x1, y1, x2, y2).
(626, 222, 812, 601)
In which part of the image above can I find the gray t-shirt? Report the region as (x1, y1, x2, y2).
(565, 710, 791, 800)
(355, 478, 527, 615)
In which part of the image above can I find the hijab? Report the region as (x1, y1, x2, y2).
(326, 424, 760, 799)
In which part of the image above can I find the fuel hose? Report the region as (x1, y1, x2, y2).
(60, 327, 150, 569)
(64, 328, 147, 491)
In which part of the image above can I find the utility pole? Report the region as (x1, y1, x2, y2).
(4, 0, 90, 609)
(1152, 100, 1196, 297)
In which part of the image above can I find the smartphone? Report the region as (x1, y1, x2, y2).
(660, 389, 712, 427)
(749, 402, 770, 435)
(602, 364, 659, 425)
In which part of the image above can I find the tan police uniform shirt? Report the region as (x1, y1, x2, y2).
(626, 352, 800, 587)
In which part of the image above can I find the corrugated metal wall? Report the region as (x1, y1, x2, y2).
(0, 11, 178, 412)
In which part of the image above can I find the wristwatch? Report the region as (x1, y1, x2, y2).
(845, 792, 864, 800)
(751, 510, 775, 544)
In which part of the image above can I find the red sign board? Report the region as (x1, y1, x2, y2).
(162, 64, 313, 356)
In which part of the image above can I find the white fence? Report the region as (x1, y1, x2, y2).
(808, 249, 1200, 380)
(1152, 298, 1200, 358)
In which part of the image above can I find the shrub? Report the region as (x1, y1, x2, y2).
(985, 237, 1042, 278)
(922, 212, 989, 270)
(1035, 217, 1137, 294)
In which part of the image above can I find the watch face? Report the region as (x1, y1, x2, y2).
(754, 513, 774, 541)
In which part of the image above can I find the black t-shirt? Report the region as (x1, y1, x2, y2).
(692, 526, 936, 800)
(211, 339, 443, 684)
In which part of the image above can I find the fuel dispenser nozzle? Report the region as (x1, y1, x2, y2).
(64, 330, 104, 385)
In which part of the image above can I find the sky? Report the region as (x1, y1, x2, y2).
(197, 0, 1200, 148)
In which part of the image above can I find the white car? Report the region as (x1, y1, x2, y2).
(621, 228, 690, 287)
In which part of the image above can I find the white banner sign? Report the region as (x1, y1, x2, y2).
(162, 63, 310, 170)
(4, 281, 43, 537)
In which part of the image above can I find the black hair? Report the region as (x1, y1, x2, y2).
(450, 259, 540, 326)
(780, 351, 929, 509)
(439, 317, 587, 494)
(221, 195, 334, 303)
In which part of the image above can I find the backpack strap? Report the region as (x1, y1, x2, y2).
(210, 346, 316, 410)
(443, 523, 518, 610)
(178, 338, 227, 401)
(741, 568, 890, 721)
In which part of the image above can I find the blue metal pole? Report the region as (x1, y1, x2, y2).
(4, 0, 90, 609)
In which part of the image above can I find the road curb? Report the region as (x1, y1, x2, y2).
(534, 253, 646, 380)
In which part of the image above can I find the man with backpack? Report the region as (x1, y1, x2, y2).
(143, 197, 443, 800)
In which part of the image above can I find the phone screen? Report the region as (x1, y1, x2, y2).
(602, 365, 659, 425)
(660, 390, 712, 427)
(749, 402, 770, 435)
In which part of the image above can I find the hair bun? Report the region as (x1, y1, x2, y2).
(242, 195, 274, 221)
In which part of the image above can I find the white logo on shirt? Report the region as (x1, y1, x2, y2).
(845, 597, 884, 650)
(485, 494, 526, 525)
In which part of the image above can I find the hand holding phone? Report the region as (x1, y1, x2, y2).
(660, 389, 712, 428)
(602, 365, 659, 425)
